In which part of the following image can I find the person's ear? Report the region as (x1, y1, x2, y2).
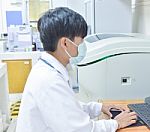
(60, 37, 68, 50)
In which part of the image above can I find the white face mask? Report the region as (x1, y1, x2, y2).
(65, 38, 87, 65)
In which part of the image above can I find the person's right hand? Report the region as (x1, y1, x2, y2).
(114, 110, 137, 129)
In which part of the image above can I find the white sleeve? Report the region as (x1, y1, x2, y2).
(79, 102, 102, 119)
(34, 74, 118, 132)
(93, 119, 118, 132)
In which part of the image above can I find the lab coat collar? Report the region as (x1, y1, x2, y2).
(40, 52, 69, 82)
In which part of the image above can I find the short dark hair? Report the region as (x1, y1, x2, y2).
(37, 7, 88, 52)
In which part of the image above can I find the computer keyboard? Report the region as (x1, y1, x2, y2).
(128, 103, 150, 128)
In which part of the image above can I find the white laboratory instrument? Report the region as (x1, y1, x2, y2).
(77, 33, 150, 101)
(7, 25, 32, 51)
(32, 32, 43, 51)
(0, 41, 7, 53)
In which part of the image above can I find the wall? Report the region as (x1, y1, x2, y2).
(52, 0, 85, 18)
(67, 0, 85, 17)
(0, 0, 3, 34)
(132, 0, 150, 35)
(1, 0, 150, 35)
(29, 0, 50, 22)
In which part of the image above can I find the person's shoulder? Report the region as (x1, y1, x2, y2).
(24, 64, 60, 95)
(32, 61, 57, 76)
(31, 65, 58, 82)
(25, 61, 60, 88)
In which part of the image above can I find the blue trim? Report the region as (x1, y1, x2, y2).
(40, 58, 62, 75)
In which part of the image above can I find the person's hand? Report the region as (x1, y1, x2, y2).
(114, 110, 137, 129)
(101, 104, 125, 118)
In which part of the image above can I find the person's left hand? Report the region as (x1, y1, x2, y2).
(101, 104, 126, 118)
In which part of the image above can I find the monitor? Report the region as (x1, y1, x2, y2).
(6, 11, 22, 27)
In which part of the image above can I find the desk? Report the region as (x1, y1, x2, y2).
(99, 100, 150, 132)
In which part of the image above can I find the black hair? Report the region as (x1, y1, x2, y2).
(37, 7, 88, 52)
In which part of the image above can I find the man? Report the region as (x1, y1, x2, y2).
(16, 7, 137, 132)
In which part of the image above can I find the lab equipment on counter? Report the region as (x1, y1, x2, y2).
(77, 33, 150, 101)
(7, 25, 32, 52)
(32, 32, 43, 51)
(0, 41, 7, 52)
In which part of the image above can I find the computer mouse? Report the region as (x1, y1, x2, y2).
(110, 109, 145, 127)
(109, 108, 122, 119)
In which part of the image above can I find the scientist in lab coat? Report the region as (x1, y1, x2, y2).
(16, 7, 137, 132)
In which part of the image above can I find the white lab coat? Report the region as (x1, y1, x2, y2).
(16, 52, 118, 132)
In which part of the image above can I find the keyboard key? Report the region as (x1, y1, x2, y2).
(128, 103, 150, 128)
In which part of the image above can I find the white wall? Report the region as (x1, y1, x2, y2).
(132, 0, 150, 35)
(0, 0, 3, 34)
(52, 0, 85, 18)
(67, 0, 85, 17)
(52, 0, 150, 35)
(1, 0, 150, 35)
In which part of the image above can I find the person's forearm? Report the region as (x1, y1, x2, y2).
(80, 101, 102, 119)
(92, 119, 118, 132)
